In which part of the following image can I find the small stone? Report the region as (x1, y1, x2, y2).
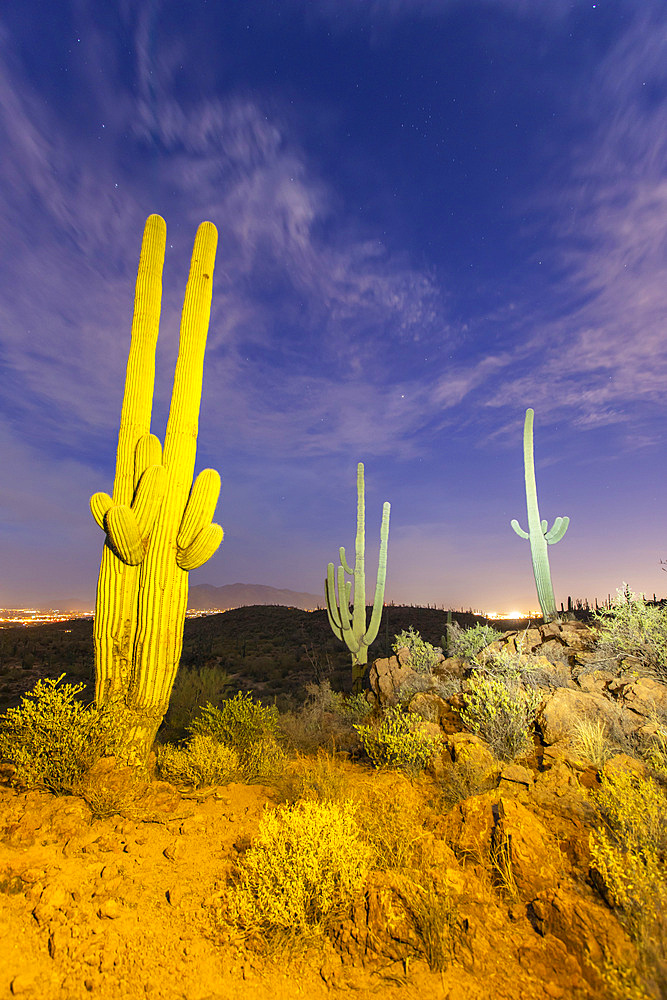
(10, 973, 36, 995)
(163, 839, 182, 861)
(97, 898, 121, 919)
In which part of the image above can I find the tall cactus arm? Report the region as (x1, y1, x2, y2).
(325, 562, 343, 637)
(131, 221, 220, 722)
(92, 216, 166, 707)
(362, 500, 391, 648)
(510, 519, 529, 540)
(112, 216, 166, 507)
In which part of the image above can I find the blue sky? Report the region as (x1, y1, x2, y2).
(0, 0, 666, 613)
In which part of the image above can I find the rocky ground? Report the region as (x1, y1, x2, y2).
(0, 620, 664, 1000)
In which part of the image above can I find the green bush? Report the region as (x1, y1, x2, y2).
(188, 691, 280, 752)
(392, 627, 441, 673)
(186, 691, 285, 782)
(221, 799, 371, 938)
(354, 705, 444, 775)
(0, 674, 128, 794)
(592, 585, 667, 680)
(156, 735, 240, 788)
(459, 671, 541, 761)
(448, 623, 503, 662)
(590, 768, 667, 997)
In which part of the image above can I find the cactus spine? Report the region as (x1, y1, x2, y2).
(510, 408, 569, 622)
(91, 215, 222, 766)
(325, 463, 390, 692)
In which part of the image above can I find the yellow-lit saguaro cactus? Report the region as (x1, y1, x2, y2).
(90, 215, 222, 766)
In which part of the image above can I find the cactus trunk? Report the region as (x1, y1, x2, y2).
(92, 216, 222, 767)
(325, 463, 390, 693)
(510, 408, 569, 623)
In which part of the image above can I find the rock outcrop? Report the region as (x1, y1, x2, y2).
(368, 619, 667, 752)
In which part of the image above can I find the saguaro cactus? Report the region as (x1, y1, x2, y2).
(510, 408, 569, 622)
(325, 463, 390, 692)
(91, 215, 222, 766)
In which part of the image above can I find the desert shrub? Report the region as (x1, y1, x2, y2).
(592, 585, 667, 680)
(340, 690, 374, 723)
(164, 664, 232, 735)
(392, 627, 441, 673)
(277, 749, 353, 807)
(448, 623, 503, 662)
(643, 726, 667, 781)
(403, 877, 456, 972)
(352, 778, 432, 871)
(278, 681, 370, 754)
(0, 675, 130, 794)
(459, 671, 541, 761)
(397, 672, 461, 706)
(354, 705, 444, 775)
(220, 799, 371, 940)
(188, 691, 280, 752)
(186, 691, 286, 782)
(569, 717, 615, 767)
(156, 735, 240, 788)
(238, 737, 286, 782)
(590, 768, 667, 996)
(436, 757, 499, 812)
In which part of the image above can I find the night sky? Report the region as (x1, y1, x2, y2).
(1, 1, 666, 614)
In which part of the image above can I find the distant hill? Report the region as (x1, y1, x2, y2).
(187, 583, 323, 611)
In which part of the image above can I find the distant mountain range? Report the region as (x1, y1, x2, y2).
(26, 582, 322, 614)
(187, 582, 323, 611)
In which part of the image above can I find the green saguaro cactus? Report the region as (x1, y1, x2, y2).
(510, 408, 569, 622)
(325, 463, 390, 692)
(91, 215, 222, 766)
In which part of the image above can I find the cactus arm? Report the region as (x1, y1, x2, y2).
(177, 468, 221, 549)
(339, 546, 354, 575)
(176, 522, 223, 570)
(510, 519, 529, 540)
(132, 221, 219, 724)
(112, 216, 166, 506)
(325, 562, 343, 637)
(362, 500, 391, 647)
(134, 433, 163, 487)
(546, 515, 569, 544)
(91, 492, 113, 529)
(337, 565, 353, 632)
(92, 216, 166, 707)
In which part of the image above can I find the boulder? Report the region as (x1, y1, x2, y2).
(368, 655, 416, 705)
(405, 691, 450, 725)
(527, 887, 637, 986)
(537, 687, 636, 745)
(612, 675, 667, 718)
